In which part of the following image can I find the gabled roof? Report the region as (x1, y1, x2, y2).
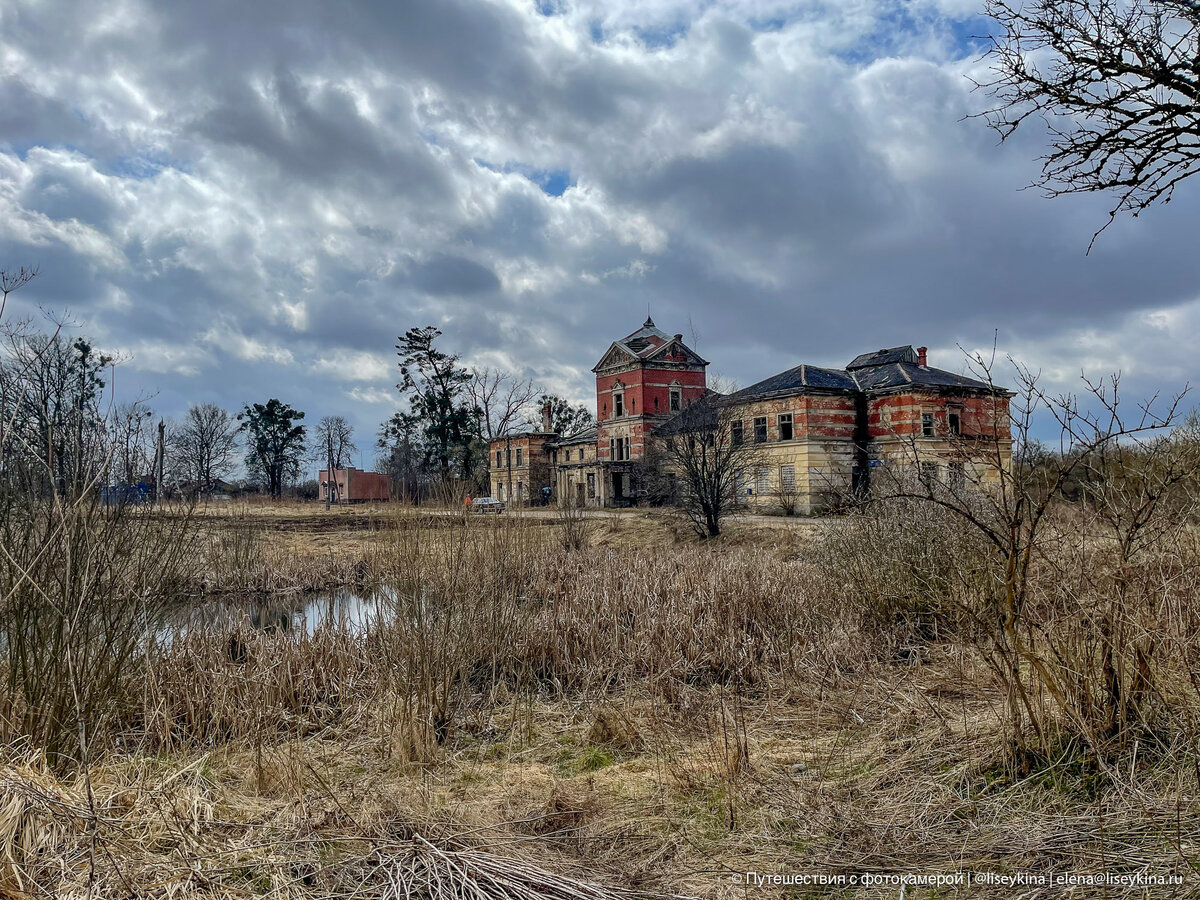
(592, 316, 709, 372)
(846, 346, 919, 370)
(621, 316, 671, 354)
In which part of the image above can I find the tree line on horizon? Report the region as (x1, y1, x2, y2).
(0, 283, 591, 503)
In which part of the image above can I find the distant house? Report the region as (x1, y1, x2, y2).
(487, 317, 1013, 513)
(319, 467, 389, 503)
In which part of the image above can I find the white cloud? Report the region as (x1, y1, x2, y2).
(313, 349, 392, 382)
(1, 0, 1198, 445)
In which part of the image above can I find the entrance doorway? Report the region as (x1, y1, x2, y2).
(575, 482, 585, 506)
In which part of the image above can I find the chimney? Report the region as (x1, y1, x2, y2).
(541, 401, 553, 433)
(917, 346, 927, 367)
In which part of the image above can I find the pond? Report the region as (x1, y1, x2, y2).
(166, 587, 396, 637)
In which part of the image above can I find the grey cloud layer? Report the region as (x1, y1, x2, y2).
(1, 0, 1198, 457)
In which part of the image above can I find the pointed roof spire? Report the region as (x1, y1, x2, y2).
(643, 314, 655, 328)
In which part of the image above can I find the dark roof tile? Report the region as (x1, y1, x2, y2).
(846, 346, 918, 369)
(729, 364, 859, 400)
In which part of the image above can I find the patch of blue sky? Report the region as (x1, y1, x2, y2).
(830, 4, 995, 67)
(747, 15, 789, 33)
(946, 14, 998, 57)
(474, 159, 574, 197)
(633, 21, 690, 49)
(3, 141, 38, 160)
(107, 151, 181, 179)
(534, 0, 560, 15)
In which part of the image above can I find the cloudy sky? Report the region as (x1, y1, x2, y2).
(2, 0, 1199, 463)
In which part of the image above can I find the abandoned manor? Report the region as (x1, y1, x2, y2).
(489, 317, 1012, 514)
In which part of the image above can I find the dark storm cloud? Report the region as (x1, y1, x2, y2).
(0, 78, 87, 149)
(410, 254, 501, 296)
(2, 0, 1199, 456)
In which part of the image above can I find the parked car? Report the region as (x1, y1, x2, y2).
(471, 496, 505, 513)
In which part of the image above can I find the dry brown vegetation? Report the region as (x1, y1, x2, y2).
(1, 498, 1199, 898)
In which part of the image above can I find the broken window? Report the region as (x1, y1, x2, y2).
(669, 385, 681, 412)
(587, 473, 595, 498)
(780, 464, 796, 491)
(949, 462, 965, 491)
(731, 420, 744, 446)
(921, 413, 934, 437)
(754, 416, 767, 443)
(578, 448, 584, 461)
(496, 450, 501, 467)
(516, 448, 523, 467)
(948, 411, 961, 435)
(756, 466, 771, 494)
(624, 437, 631, 459)
(614, 392, 625, 417)
(778, 412, 793, 441)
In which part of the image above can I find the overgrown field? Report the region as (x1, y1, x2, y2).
(1, 502, 1198, 898)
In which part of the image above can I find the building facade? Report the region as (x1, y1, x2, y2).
(488, 320, 1011, 513)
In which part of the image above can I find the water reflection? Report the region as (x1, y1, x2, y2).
(168, 587, 393, 638)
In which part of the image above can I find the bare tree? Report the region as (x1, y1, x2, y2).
(979, 0, 1200, 246)
(655, 394, 762, 538)
(469, 367, 539, 439)
(170, 403, 239, 497)
(0, 328, 112, 499)
(468, 367, 539, 500)
(314, 415, 357, 468)
(107, 401, 155, 486)
(314, 415, 358, 506)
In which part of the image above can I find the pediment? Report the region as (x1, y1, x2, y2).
(592, 342, 638, 372)
(644, 339, 709, 367)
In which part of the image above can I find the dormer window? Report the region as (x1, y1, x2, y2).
(669, 383, 682, 412)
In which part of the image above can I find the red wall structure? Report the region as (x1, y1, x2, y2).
(319, 467, 389, 502)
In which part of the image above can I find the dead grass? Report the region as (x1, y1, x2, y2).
(3, 504, 1199, 898)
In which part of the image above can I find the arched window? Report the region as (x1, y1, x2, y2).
(613, 381, 625, 418)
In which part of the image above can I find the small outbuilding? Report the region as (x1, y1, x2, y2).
(319, 467, 389, 503)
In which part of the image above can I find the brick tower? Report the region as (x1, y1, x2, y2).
(592, 317, 708, 503)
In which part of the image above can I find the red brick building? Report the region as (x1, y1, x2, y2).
(488, 320, 1011, 512)
(592, 317, 709, 504)
(319, 467, 390, 503)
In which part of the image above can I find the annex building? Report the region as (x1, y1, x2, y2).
(488, 317, 1011, 514)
